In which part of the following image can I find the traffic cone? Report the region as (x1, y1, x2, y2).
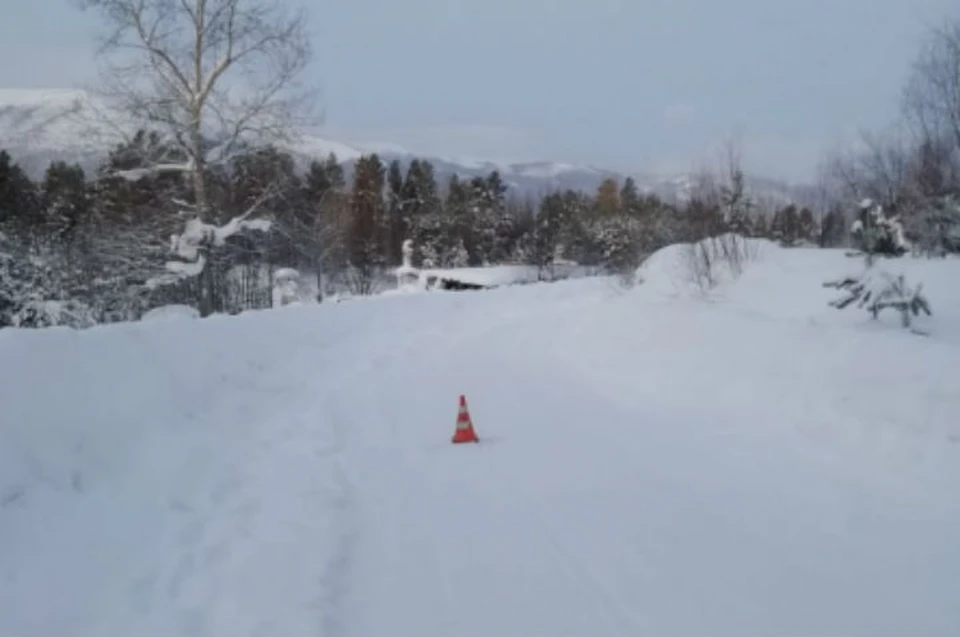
(452, 394, 479, 443)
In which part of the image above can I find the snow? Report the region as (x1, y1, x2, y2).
(416, 263, 586, 287)
(289, 135, 366, 163)
(10, 299, 97, 329)
(145, 216, 274, 288)
(2, 243, 960, 635)
(141, 305, 201, 322)
(273, 268, 305, 306)
(0, 89, 123, 151)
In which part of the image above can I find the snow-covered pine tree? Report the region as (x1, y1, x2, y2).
(823, 199, 930, 331)
(404, 160, 445, 266)
(824, 269, 931, 328)
(903, 195, 960, 257)
(850, 198, 910, 262)
(0, 152, 99, 327)
(467, 171, 508, 265)
(593, 215, 643, 286)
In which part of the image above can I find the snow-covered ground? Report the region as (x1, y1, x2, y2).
(2, 242, 959, 636)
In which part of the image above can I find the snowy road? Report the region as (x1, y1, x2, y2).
(3, 248, 960, 636)
(323, 287, 960, 636)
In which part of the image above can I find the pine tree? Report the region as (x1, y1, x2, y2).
(530, 192, 567, 278)
(797, 208, 817, 244)
(824, 269, 931, 329)
(595, 177, 620, 217)
(420, 173, 467, 267)
(620, 177, 640, 214)
(305, 153, 345, 197)
(348, 154, 387, 293)
(823, 199, 926, 332)
(0, 149, 39, 230)
(302, 155, 349, 298)
(752, 213, 770, 239)
(89, 133, 194, 319)
(402, 160, 445, 266)
(819, 207, 847, 247)
(770, 205, 801, 246)
(719, 165, 753, 237)
(903, 195, 960, 256)
(386, 159, 405, 264)
(467, 171, 508, 265)
(41, 162, 90, 238)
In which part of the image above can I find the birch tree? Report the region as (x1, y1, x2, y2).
(76, 0, 315, 313)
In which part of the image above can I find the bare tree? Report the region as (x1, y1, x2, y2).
(78, 0, 313, 207)
(75, 0, 316, 313)
(903, 18, 960, 156)
(902, 17, 960, 197)
(823, 130, 915, 213)
(679, 140, 759, 291)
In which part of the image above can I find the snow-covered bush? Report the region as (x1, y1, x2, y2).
(0, 233, 99, 329)
(141, 304, 200, 322)
(903, 195, 960, 257)
(591, 216, 644, 287)
(824, 267, 932, 329)
(11, 299, 98, 329)
(850, 199, 909, 261)
(273, 267, 302, 306)
(683, 233, 759, 292)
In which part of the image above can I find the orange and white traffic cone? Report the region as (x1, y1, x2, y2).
(452, 394, 479, 443)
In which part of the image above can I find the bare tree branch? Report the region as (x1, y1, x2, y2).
(76, 0, 317, 216)
(71, 0, 317, 315)
(902, 17, 960, 181)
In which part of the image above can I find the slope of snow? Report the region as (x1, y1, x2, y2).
(289, 134, 366, 163)
(0, 89, 109, 149)
(2, 245, 959, 636)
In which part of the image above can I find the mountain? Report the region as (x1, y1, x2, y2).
(0, 89, 817, 207)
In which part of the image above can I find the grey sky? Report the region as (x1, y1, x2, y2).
(1, 0, 957, 182)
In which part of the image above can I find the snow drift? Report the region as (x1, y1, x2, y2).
(2, 243, 959, 636)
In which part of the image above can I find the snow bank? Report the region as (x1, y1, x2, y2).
(636, 234, 776, 297)
(141, 304, 200, 322)
(2, 245, 959, 635)
(0, 310, 363, 634)
(403, 262, 589, 290)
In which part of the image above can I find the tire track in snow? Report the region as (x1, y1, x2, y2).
(308, 315, 473, 635)
(98, 323, 372, 636)
(324, 287, 634, 635)
(312, 295, 555, 633)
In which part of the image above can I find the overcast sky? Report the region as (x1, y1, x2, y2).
(1, 0, 957, 182)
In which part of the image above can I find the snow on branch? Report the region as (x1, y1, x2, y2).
(144, 212, 271, 290)
(111, 160, 195, 182)
(824, 267, 932, 329)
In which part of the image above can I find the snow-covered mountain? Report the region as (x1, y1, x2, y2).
(0, 89, 816, 207)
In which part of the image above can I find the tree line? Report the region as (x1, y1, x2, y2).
(0, 0, 957, 329)
(820, 18, 960, 258)
(0, 131, 841, 327)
